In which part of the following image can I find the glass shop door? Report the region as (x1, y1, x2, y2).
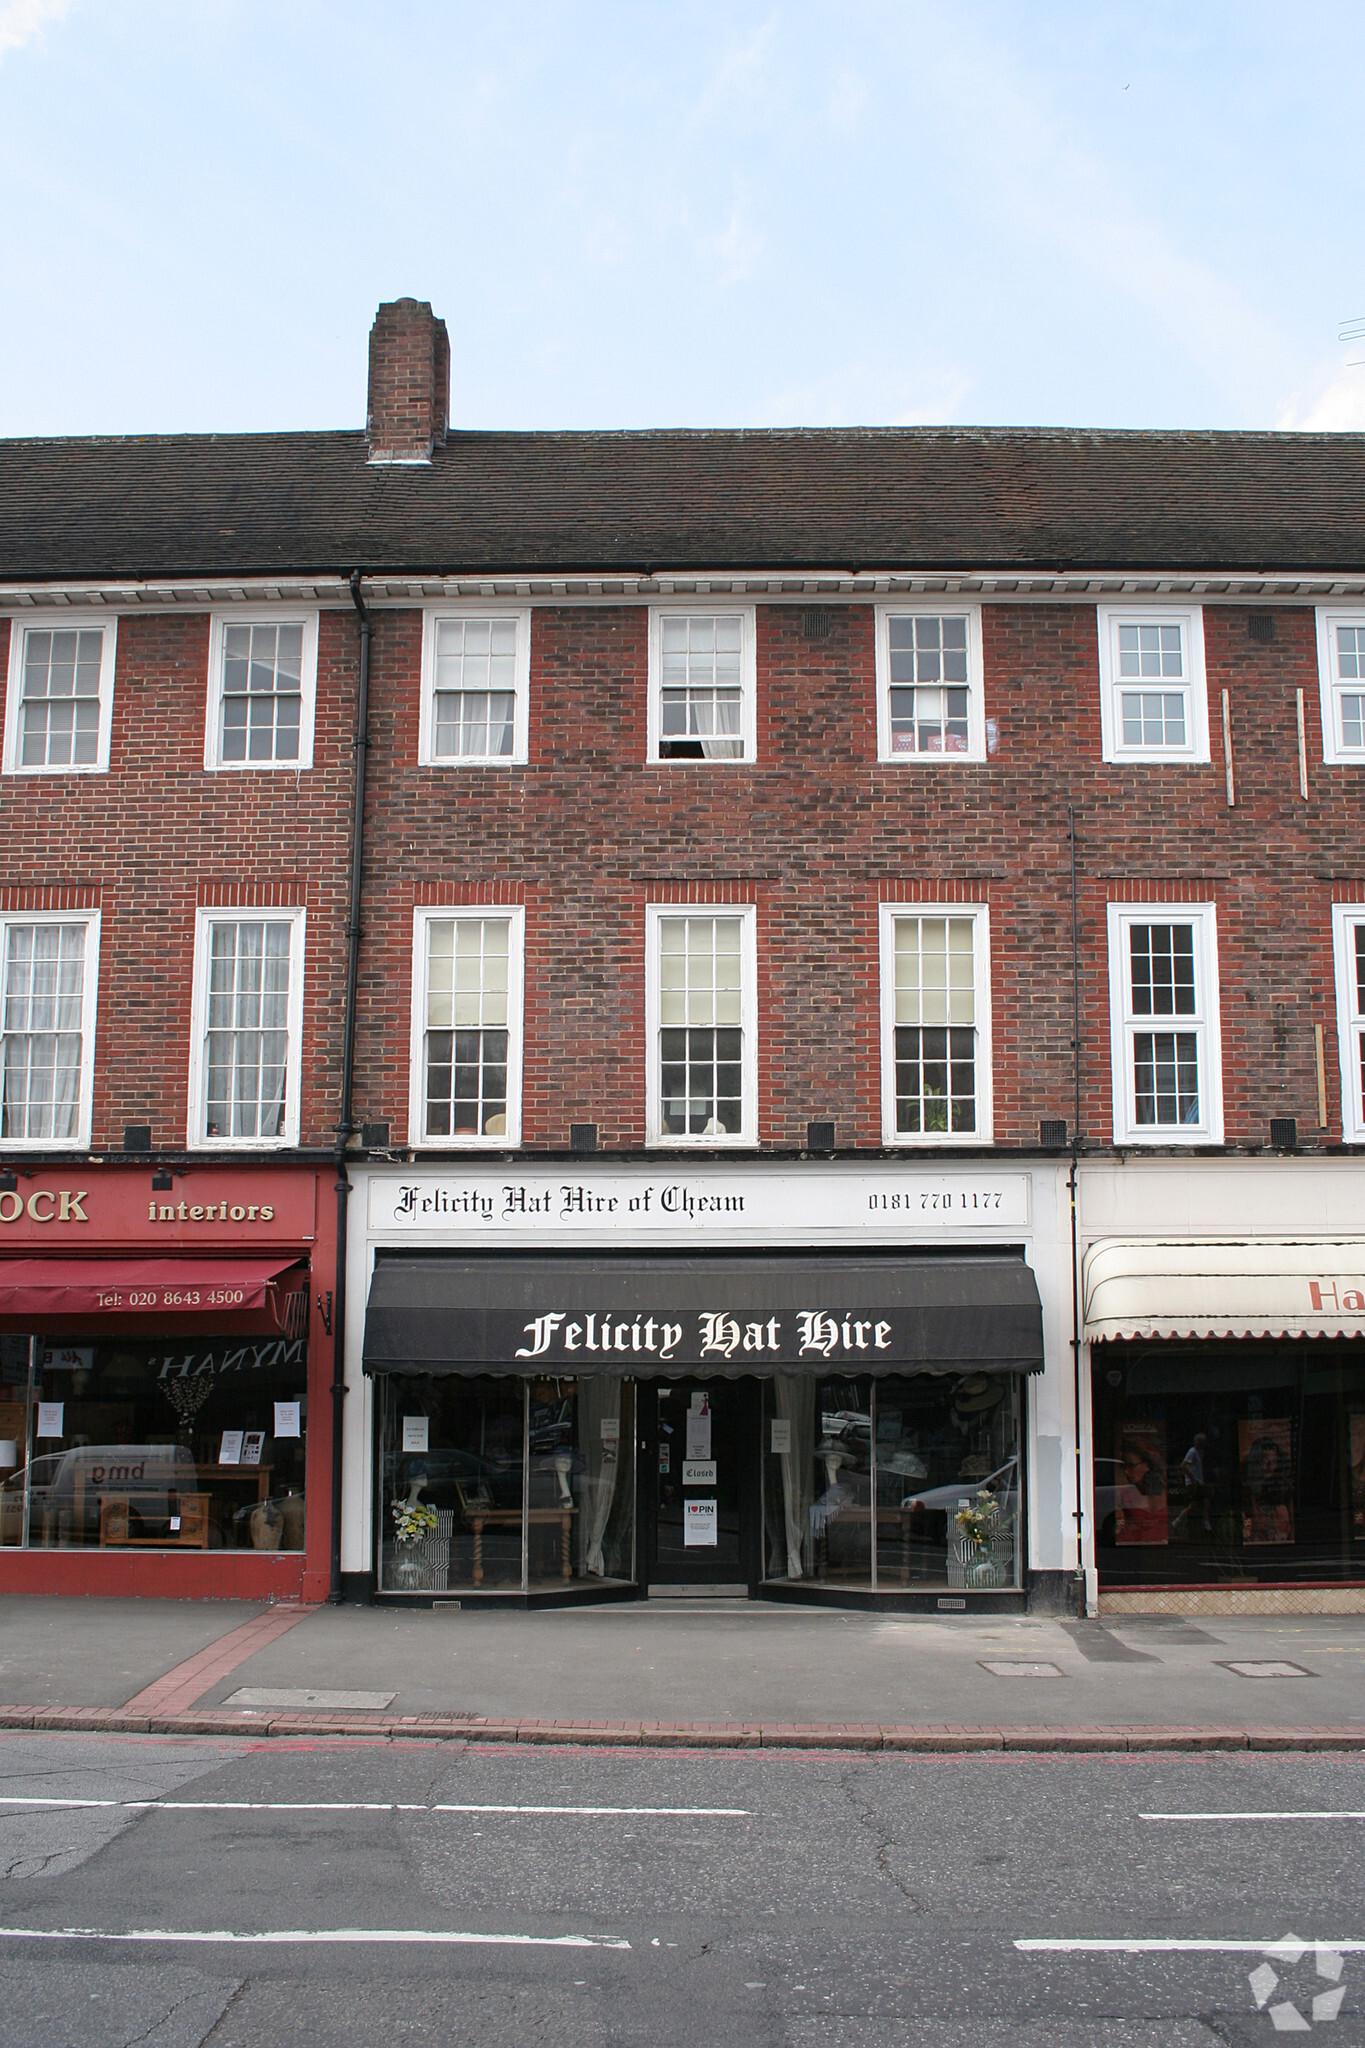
(643, 1377, 760, 1590)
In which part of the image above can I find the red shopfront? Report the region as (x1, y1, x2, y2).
(0, 1164, 333, 1601)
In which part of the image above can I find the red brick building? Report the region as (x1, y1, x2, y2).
(3, 298, 1363, 1613)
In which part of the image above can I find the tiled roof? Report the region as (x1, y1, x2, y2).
(1, 425, 1364, 581)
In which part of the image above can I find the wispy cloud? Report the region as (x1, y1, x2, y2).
(1277, 365, 1365, 432)
(690, 15, 777, 125)
(0, 0, 68, 60)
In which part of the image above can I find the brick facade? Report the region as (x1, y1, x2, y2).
(341, 596, 1361, 1156)
(0, 608, 358, 1154)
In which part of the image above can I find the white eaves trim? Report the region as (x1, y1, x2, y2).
(7, 569, 1365, 610)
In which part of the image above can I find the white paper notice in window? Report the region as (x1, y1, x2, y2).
(770, 1419, 792, 1454)
(218, 1430, 244, 1465)
(36, 1402, 63, 1438)
(402, 1414, 430, 1453)
(274, 1401, 301, 1439)
(684, 1499, 718, 1546)
(686, 1392, 712, 1459)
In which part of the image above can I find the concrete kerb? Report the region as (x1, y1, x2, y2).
(3, 1705, 1365, 1752)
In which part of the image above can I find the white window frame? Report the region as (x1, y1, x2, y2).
(1331, 904, 1365, 1141)
(1315, 608, 1365, 765)
(1106, 901, 1223, 1145)
(203, 610, 318, 772)
(187, 907, 306, 1150)
(3, 613, 117, 776)
(878, 903, 993, 1146)
(418, 606, 530, 767)
(646, 605, 757, 766)
(408, 906, 525, 1149)
(1096, 605, 1210, 765)
(0, 911, 101, 1150)
(645, 903, 757, 1147)
(874, 602, 985, 765)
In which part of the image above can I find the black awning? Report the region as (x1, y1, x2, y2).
(362, 1252, 1044, 1378)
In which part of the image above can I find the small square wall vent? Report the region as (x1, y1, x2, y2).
(361, 1122, 391, 1150)
(570, 1123, 598, 1153)
(1269, 1117, 1298, 1151)
(802, 609, 834, 640)
(1039, 1119, 1069, 1149)
(122, 1125, 152, 1153)
(1248, 612, 1275, 643)
(806, 1120, 835, 1153)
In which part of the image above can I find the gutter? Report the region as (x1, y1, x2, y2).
(328, 570, 371, 1603)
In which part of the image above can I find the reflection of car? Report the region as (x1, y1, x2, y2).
(1092, 1459, 1122, 1548)
(529, 1398, 575, 1455)
(900, 1458, 1019, 1517)
(399, 1448, 489, 1488)
(2, 1445, 201, 1542)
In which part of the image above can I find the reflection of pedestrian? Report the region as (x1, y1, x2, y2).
(1242, 1433, 1294, 1546)
(1116, 1438, 1168, 1545)
(1172, 1431, 1210, 1540)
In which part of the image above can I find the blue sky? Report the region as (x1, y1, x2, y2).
(2, 0, 1363, 437)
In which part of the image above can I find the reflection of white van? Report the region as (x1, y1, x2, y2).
(4, 1445, 201, 1544)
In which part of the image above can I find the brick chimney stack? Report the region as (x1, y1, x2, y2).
(366, 298, 450, 464)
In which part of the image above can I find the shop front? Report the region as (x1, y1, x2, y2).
(1080, 1161, 1365, 1614)
(0, 1164, 333, 1601)
(345, 1164, 1060, 1610)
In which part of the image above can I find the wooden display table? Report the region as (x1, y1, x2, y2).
(197, 1462, 273, 1500)
(816, 1502, 919, 1584)
(99, 1492, 210, 1548)
(465, 1505, 576, 1586)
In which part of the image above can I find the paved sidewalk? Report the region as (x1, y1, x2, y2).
(2, 1595, 1364, 1750)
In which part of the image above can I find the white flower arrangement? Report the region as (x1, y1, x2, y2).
(391, 1498, 438, 1548)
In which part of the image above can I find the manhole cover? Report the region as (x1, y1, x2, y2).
(1218, 1661, 1316, 1679)
(978, 1661, 1065, 1678)
(224, 1688, 397, 1710)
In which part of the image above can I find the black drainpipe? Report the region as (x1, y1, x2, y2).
(1067, 802, 1085, 1616)
(329, 570, 371, 1603)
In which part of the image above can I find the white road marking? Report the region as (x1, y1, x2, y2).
(1017, 1939, 1365, 1954)
(1142, 1811, 1365, 1822)
(0, 1796, 747, 1817)
(0, 1924, 630, 1948)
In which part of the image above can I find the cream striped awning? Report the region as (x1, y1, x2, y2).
(1082, 1240, 1365, 1344)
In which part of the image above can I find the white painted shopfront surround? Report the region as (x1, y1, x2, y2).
(340, 1160, 1074, 1602)
(1078, 1157, 1365, 1615)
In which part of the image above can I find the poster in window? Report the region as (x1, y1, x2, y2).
(1115, 1422, 1168, 1545)
(242, 1430, 265, 1467)
(1241, 1417, 1294, 1545)
(1352, 1414, 1365, 1538)
(685, 1393, 712, 1461)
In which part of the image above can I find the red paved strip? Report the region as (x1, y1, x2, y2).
(2, 1706, 1365, 1752)
(119, 1603, 321, 1715)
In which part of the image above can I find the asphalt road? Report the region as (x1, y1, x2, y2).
(1, 1730, 1363, 2046)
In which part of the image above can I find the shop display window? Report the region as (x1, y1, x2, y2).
(0, 1333, 307, 1551)
(1092, 1340, 1365, 1585)
(376, 1373, 636, 1594)
(761, 1371, 1022, 1591)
